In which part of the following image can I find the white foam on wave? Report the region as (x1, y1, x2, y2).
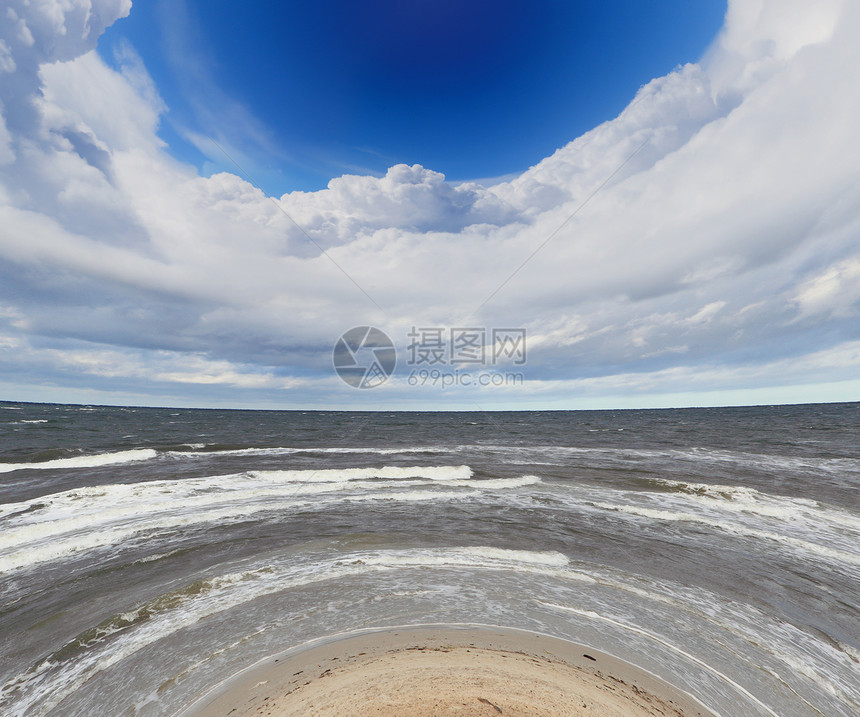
(156, 442, 860, 484)
(544, 475, 860, 569)
(647, 478, 860, 532)
(445, 475, 541, 490)
(360, 546, 570, 569)
(592, 502, 860, 567)
(0, 467, 542, 573)
(169, 446, 454, 459)
(653, 478, 813, 504)
(471, 444, 860, 478)
(0, 449, 157, 474)
(0, 546, 576, 716)
(675, 448, 860, 476)
(247, 465, 472, 482)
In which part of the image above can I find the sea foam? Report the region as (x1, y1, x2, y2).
(0, 449, 157, 473)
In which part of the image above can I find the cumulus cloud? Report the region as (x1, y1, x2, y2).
(0, 0, 858, 407)
(280, 163, 521, 245)
(0, 0, 131, 139)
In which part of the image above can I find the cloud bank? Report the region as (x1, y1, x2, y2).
(0, 0, 858, 408)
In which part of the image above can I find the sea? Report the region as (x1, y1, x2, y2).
(0, 401, 857, 717)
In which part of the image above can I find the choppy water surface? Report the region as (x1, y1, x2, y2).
(0, 402, 858, 716)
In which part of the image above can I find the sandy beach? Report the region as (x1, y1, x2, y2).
(183, 626, 717, 717)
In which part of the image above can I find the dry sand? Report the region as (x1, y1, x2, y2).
(182, 626, 718, 717)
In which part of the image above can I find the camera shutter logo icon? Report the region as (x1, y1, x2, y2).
(333, 326, 396, 389)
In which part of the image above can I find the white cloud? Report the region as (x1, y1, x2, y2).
(278, 163, 521, 246)
(0, 39, 16, 74)
(793, 259, 860, 319)
(0, 105, 13, 164)
(39, 50, 164, 153)
(0, 0, 858, 407)
(526, 340, 860, 401)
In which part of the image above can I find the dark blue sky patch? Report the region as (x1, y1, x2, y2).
(98, 0, 726, 194)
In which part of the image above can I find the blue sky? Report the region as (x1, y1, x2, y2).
(97, 0, 726, 194)
(1, 0, 859, 410)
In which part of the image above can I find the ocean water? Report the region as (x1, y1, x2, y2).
(0, 401, 858, 717)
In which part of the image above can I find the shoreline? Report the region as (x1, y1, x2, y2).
(180, 625, 718, 717)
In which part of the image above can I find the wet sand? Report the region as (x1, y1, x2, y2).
(182, 626, 718, 716)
